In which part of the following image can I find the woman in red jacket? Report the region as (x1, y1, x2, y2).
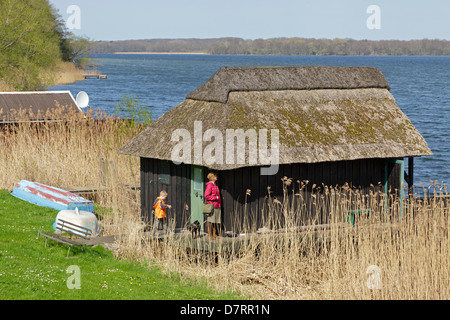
(204, 172, 221, 239)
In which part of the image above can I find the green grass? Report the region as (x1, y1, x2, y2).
(0, 190, 240, 300)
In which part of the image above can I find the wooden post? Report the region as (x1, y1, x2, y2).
(99, 157, 116, 187)
(408, 157, 414, 196)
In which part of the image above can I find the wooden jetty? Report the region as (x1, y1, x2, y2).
(82, 71, 107, 79)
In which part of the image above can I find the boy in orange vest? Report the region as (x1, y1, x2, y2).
(152, 190, 172, 236)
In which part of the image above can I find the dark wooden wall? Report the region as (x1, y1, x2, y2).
(219, 159, 387, 232)
(140, 157, 398, 232)
(140, 158, 191, 228)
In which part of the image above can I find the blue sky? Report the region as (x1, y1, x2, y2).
(49, 0, 450, 41)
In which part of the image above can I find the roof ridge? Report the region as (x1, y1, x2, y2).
(186, 65, 391, 103)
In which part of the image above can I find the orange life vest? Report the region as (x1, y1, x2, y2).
(153, 197, 167, 219)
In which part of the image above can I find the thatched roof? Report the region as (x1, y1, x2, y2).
(0, 91, 81, 122)
(187, 66, 391, 103)
(119, 66, 432, 170)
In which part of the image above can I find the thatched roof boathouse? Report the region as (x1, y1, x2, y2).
(120, 66, 432, 233)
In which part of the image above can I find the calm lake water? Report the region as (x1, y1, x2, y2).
(51, 54, 450, 189)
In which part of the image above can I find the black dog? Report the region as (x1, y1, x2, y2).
(186, 220, 201, 239)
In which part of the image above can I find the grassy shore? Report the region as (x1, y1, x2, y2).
(0, 108, 243, 300)
(50, 61, 85, 85)
(0, 61, 85, 92)
(0, 189, 240, 300)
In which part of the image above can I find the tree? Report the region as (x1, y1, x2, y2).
(49, 3, 91, 65)
(0, 0, 63, 89)
(0, 0, 90, 90)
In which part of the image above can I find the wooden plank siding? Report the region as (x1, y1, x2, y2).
(140, 158, 191, 228)
(140, 158, 396, 233)
(386, 160, 403, 197)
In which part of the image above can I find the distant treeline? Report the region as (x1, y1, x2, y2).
(91, 37, 450, 56)
(91, 38, 222, 54)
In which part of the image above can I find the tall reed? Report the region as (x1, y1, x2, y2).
(109, 176, 448, 299)
(1, 107, 447, 299)
(0, 106, 141, 206)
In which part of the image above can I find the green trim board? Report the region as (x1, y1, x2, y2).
(384, 158, 404, 195)
(190, 165, 205, 231)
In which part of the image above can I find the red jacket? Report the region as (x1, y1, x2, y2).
(204, 182, 221, 208)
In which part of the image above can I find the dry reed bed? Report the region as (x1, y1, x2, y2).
(0, 107, 140, 198)
(1, 109, 448, 299)
(108, 180, 449, 300)
(0, 79, 16, 92)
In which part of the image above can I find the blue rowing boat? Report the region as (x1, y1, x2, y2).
(11, 180, 94, 213)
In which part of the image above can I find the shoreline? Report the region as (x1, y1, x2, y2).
(114, 51, 207, 55)
(0, 62, 86, 91)
(52, 62, 86, 85)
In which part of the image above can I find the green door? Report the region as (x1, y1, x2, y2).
(190, 166, 204, 230)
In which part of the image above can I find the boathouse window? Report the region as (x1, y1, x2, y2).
(158, 161, 170, 185)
